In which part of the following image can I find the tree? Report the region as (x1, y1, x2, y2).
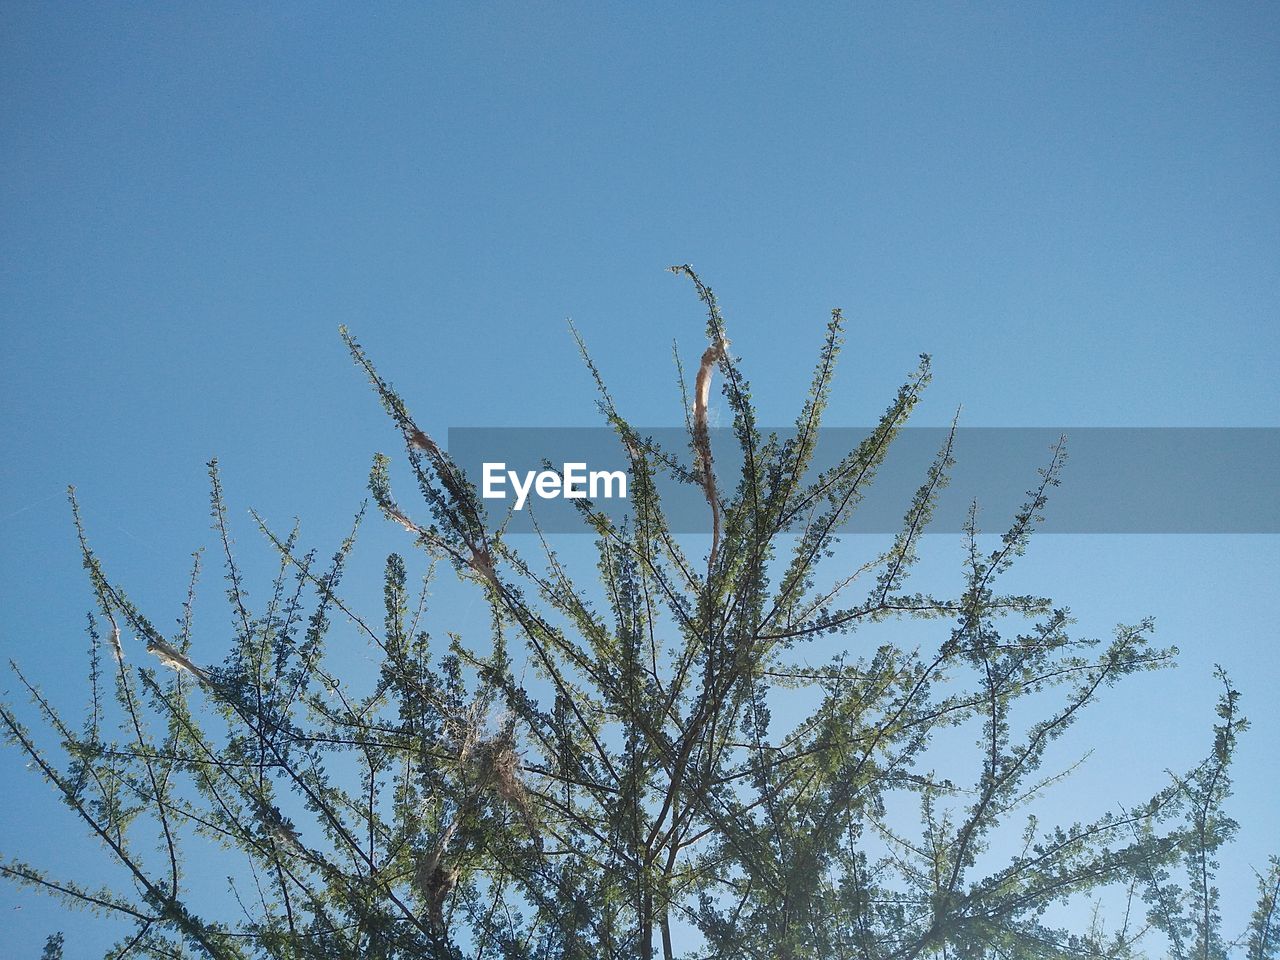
(40, 933, 65, 960)
(2, 267, 1275, 959)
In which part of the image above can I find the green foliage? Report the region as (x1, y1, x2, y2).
(1, 269, 1272, 959)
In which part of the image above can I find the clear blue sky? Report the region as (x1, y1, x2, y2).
(2, 2, 1277, 953)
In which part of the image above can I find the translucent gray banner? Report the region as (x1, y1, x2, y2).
(445, 428, 1279, 534)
